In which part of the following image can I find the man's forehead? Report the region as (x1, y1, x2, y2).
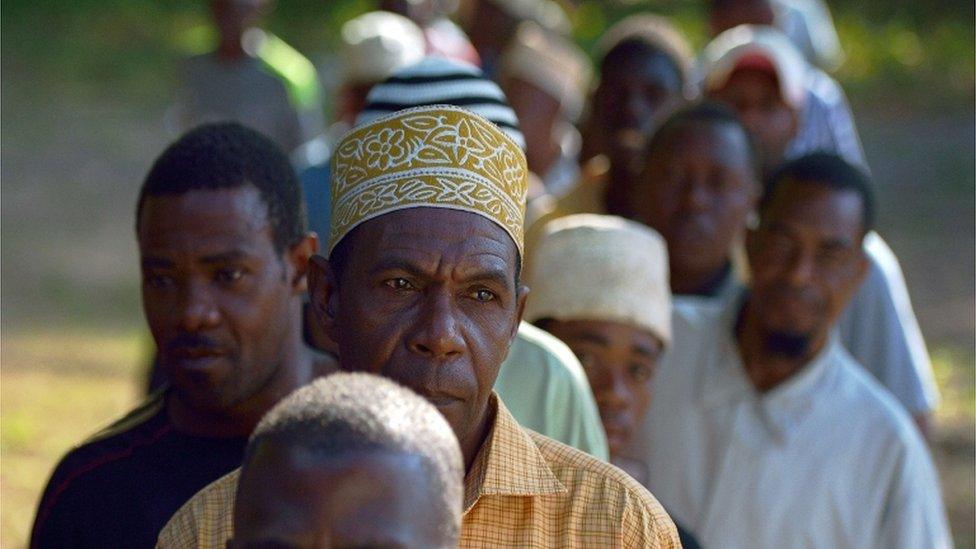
(361, 209, 518, 265)
(659, 120, 750, 163)
(138, 187, 273, 253)
(764, 180, 865, 237)
(605, 53, 680, 87)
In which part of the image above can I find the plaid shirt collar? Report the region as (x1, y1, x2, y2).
(463, 393, 567, 512)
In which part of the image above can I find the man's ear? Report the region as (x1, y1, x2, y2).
(510, 284, 529, 346)
(308, 254, 340, 345)
(744, 225, 760, 272)
(787, 108, 801, 142)
(285, 232, 319, 293)
(852, 244, 870, 288)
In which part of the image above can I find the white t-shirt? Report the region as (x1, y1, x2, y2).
(632, 298, 951, 548)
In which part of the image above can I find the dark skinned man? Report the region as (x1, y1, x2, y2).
(499, 21, 592, 198)
(699, 29, 937, 430)
(630, 103, 939, 435)
(630, 153, 950, 548)
(524, 214, 703, 549)
(526, 15, 693, 263)
(228, 373, 465, 549)
(301, 56, 609, 459)
(158, 105, 680, 548)
(31, 123, 334, 548)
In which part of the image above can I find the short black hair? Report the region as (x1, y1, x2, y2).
(136, 122, 307, 253)
(242, 373, 464, 541)
(596, 15, 693, 87)
(761, 152, 875, 233)
(645, 101, 761, 176)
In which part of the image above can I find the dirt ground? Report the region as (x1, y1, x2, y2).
(1, 70, 973, 547)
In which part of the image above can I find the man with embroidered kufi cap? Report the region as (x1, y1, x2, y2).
(304, 55, 610, 462)
(499, 22, 592, 197)
(158, 105, 681, 548)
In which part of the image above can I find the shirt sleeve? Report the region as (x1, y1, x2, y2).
(621, 488, 682, 549)
(820, 74, 868, 169)
(30, 451, 96, 549)
(876, 431, 952, 548)
(838, 232, 939, 414)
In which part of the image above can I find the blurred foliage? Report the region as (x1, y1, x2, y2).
(2, 0, 972, 108)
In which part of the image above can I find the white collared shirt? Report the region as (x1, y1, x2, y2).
(633, 298, 951, 548)
(675, 232, 940, 417)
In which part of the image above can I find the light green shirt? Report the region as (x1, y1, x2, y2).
(493, 322, 609, 461)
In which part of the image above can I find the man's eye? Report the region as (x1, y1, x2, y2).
(575, 352, 597, 372)
(144, 274, 174, 289)
(471, 289, 496, 302)
(215, 268, 244, 284)
(384, 278, 415, 291)
(630, 363, 654, 383)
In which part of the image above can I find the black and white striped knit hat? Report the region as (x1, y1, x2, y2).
(355, 56, 526, 151)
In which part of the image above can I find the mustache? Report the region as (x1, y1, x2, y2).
(164, 333, 223, 353)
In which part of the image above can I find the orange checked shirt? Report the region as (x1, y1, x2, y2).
(157, 394, 680, 548)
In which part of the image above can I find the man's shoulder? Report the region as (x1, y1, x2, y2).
(32, 393, 170, 542)
(831, 349, 924, 446)
(527, 430, 665, 510)
(157, 469, 240, 547)
(47, 392, 168, 480)
(669, 298, 730, 355)
(525, 430, 680, 544)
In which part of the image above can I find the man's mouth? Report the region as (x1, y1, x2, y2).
(420, 393, 462, 407)
(166, 347, 226, 371)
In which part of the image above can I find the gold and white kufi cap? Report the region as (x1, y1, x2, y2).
(524, 214, 672, 345)
(329, 105, 528, 256)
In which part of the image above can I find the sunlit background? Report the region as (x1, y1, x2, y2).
(2, 0, 973, 546)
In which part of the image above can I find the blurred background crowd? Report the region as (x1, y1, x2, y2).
(1, 0, 973, 546)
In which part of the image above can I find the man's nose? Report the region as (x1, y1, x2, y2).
(679, 179, 710, 213)
(596, 372, 632, 412)
(408, 291, 465, 360)
(177, 280, 221, 332)
(785, 250, 817, 287)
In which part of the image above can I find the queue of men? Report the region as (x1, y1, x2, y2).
(31, 1, 951, 547)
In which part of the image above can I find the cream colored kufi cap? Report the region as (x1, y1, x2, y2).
(525, 214, 672, 345)
(500, 22, 593, 122)
(341, 11, 427, 85)
(329, 105, 528, 256)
